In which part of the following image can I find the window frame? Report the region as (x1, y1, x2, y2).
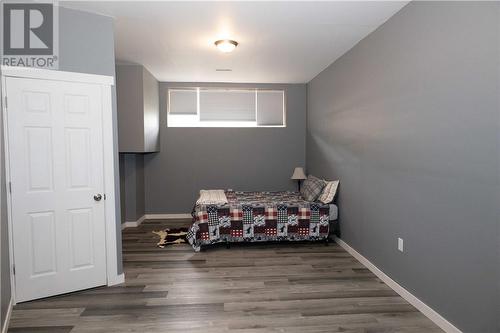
(167, 87, 286, 128)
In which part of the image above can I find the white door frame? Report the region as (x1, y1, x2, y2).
(0, 65, 123, 304)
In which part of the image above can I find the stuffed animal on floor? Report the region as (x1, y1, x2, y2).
(152, 228, 188, 248)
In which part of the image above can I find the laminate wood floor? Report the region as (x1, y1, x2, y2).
(8, 219, 443, 333)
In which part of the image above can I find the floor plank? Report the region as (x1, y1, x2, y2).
(8, 219, 443, 332)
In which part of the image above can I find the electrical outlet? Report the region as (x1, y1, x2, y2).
(398, 238, 404, 252)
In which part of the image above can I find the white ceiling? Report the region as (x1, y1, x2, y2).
(61, 1, 408, 83)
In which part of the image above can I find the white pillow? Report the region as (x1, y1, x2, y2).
(318, 180, 339, 204)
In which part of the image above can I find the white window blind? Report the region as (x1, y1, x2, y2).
(257, 90, 285, 126)
(199, 89, 256, 122)
(168, 89, 197, 115)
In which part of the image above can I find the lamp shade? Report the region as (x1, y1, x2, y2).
(291, 167, 307, 180)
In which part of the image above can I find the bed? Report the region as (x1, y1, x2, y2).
(187, 190, 337, 251)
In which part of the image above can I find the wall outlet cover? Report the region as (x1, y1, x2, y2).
(398, 237, 404, 252)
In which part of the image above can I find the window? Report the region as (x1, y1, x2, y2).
(168, 88, 285, 127)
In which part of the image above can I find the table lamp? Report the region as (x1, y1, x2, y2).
(291, 167, 307, 191)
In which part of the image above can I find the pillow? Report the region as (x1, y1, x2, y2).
(318, 180, 339, 204)
(300, 175, 325, 201)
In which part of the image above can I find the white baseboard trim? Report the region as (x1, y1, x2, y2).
(121, 214, 191, 229)
(333, 236, 462, 333)
(107, 273, 125, 286)
(121, 215, 146, 230)
(145, 213, 192, 220)
(1, 297, 13, 333)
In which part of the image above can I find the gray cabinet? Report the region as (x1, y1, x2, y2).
(116, 64, 159, 153)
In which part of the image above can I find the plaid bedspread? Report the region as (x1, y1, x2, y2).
(187, 191, 330, 251)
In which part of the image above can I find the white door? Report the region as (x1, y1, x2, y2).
(5, 77, 107, 302)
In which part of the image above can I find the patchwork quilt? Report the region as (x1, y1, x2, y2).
(187, 191, 330, 251)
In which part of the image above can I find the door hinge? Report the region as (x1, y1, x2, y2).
(4, 96, 7, 109)
(8, 181, 11, 193)
(12, 265, 15, 275)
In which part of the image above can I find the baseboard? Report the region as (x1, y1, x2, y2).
(107, 273, 125, 286)
(333, 236, 462, 333)
(1, 297, 13, 333)
(144, 213, 192, 220)
(121, 214, 191, 229)
(121, 215, 146, 230)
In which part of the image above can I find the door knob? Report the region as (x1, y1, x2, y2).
(94, 194, 102, 201)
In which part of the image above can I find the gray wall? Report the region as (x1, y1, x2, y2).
(120, 154, 145, 222)
(116, 66, 145, 152)
(142, 68, 160, 153)
(144, 82, 307, 214)
(116, 65, 159, 153)
(1, 9, 123, 326)
(307, 2, 499, 332)
(116, 64, 160, 153)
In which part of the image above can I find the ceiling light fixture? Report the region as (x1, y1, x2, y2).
(214, 39, 238, 53)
